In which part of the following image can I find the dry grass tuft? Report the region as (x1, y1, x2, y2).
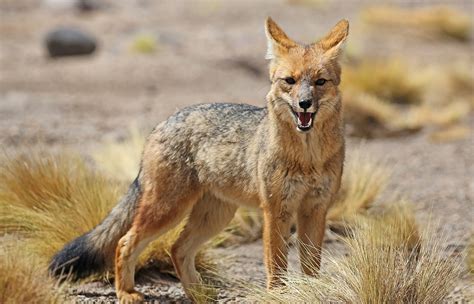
(187, 283, 219, 304)
(130, 33, 159, 54)
(397, 101, 469, 131)
(0, 238, 65, 304)
(429, 125, 470, 143)
(342, 60, 473, 138)
(215, 208, 263, 247)
(341, 60, 426, 138)
(356, 203, 421, 255)
(343, 60, 425, 105)
(286, 0, 327, 8)
(323, 204, 458, 303)
(468, 237, 474, 274)
(93, 126, 145, 182)
(362, 5, 472, 41)
(327, 148, 389, 227)
(0, 150, 210, 280)
(0, 152, 121, 262)
(343, 93, 405, 138)
(447, 65, 474, 99)
(249, 203, 460, 303)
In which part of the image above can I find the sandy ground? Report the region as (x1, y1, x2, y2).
(1, 0, 473, 303)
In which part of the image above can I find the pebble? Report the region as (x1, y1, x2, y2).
(45, 27, 97, 58)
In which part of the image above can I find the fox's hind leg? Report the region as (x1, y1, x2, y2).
(115, 180, 203, 304)
(171, 193, 237, 300)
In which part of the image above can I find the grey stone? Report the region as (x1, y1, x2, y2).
(45, 27, 97, 58)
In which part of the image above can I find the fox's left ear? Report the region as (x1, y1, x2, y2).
(265, 17, 297, 60)
(317, 19, 349, 60)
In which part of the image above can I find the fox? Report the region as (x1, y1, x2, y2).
(50, 17, 349, 303)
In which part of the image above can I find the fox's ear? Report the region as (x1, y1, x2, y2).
(265, 17, 297, 60)
(317, 19, 349, 60)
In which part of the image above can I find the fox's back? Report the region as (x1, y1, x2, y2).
(144, 103, 267, 192)
(161, 103, 266, 141)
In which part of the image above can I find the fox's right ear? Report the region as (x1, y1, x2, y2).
(265, 17, 297, 60)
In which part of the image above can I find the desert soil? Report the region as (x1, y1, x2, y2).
(1, 0, 473, 303)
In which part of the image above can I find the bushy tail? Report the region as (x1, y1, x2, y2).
(49, 175, 142, 281)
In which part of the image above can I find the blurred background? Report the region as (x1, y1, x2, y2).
(1, 0, 472, 154)
(0, 0, 473, 302)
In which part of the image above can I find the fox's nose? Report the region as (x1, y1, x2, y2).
(299, 99, 312, 110)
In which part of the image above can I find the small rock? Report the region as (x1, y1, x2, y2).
(76, 0, 103, 12)
(45, 27, 97, 58)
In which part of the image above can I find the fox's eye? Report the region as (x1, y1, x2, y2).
(315, 78, 327, 86)
(284, 77, 296, 85)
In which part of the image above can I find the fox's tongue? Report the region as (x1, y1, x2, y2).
(297, 112, 312, 126)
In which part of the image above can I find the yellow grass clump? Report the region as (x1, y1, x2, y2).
(0, 152, 121, 262)
(429, 125, 470, 143)
(130, 33, 158, 54)
(93, 126, 145, 182)
(343, 92, 413, 138)
(362, 5, 471, 41)
(214, 207, 263, 247)
(342, 60, 473, 138)
(341, 60, 425, 138)
(327, 149, 389, 224)
(286, 0, 327, 8)
(249, 203, 460, 303)
(450, 69, 474, 102)
(0, 151, 210, 280)
(343, 60, 425, 105)
(390, 98, 471, 142)
(0, 238, 65, 304)
(468, 237, 474, 274)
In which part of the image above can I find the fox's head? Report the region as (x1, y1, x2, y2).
(265, 17, 349, 132)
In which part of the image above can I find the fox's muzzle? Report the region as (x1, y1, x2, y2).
(292, 79, 318, 132)
(297, 80, 317, 112)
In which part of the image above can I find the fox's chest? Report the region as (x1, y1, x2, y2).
(282, 171, 329, 199)
(262, 164, 329, 204)
(263, 136, 344, 206)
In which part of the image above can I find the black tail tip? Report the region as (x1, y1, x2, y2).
(49, 234, 106, 282)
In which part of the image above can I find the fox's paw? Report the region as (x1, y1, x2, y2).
(117, 290, 144, 304)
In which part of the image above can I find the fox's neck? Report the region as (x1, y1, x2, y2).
(265, 102, 344, 168)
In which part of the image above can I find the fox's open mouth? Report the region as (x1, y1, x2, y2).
(292, 110, 316, 132)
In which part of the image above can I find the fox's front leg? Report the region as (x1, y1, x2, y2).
(262, 204, 293, 288)
(296, 199, 328, 276)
